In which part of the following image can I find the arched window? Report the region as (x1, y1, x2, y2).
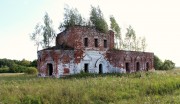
(99, 64, 103, 74)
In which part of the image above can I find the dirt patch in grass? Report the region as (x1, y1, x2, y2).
(0, 73, 24, 76)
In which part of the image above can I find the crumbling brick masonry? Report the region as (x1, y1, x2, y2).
(37, 26, 154, 77)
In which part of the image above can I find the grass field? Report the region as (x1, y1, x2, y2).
(0, 69, 180, 104)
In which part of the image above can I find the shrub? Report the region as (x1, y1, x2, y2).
(0, 66, 10, 73)
(0, 58, 37, 73)
(21, 95, 41, 104)
(15, 65, 27, 73)
(25, 67, 38, 75)
(9, 63, 18, 73)
(160, 60, 175, 70)
(154, 55, 175, 70)
(30, 59, 37, 67)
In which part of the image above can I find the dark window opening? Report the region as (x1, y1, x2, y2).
(84, 64, 89, 73)
(99, 64, 103, 74)
(104, 40, 107, 48)
(47, 63, 53, 76)
(84, 38, 88, 47)
(95, 39, 98, 47)
(146, 62, 149, 71)
(125, 63, 130, 73)
(136, 62, 140, 71)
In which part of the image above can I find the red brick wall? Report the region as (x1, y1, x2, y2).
(108, 30, 114, 50)
(56, 26, 114, 51)
(106, 50, 154, 72)
(37, 50, 74, 76)
(38, 26, 154, 77)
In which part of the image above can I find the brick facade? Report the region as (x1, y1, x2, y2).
(37, 26, 154, 77)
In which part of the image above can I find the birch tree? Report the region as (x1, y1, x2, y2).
(30, 12, 55, 49)
(110, 16, 122, 49)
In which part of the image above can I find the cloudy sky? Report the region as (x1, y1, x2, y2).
(0, 0, 180, 66)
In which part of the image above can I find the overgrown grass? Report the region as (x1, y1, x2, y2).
(0, 70, 180, 104)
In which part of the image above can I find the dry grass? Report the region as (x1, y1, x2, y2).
(0, 70, 180, 104)
(0, 73, 24, 76)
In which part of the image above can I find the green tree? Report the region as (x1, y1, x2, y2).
(123, 26, 147, 51)
(30, 23, 42, 51)
(20, 59, 31, 67)
(0, 58, 38, 73)
(154, 55, 163, 70)
(137, 37, 142, 51)
(30, 12, 55, 49)
(90, 6, 108, 33)
(141, 37, 147, 52)
(0, 66, 9, 73)
(123, 25, 136, 50)
(30, 59, 37, 67)
(59, 5, 86, 31)
(110, 16, 122, 49)
(42, 12, 56, 48)
(0, 58, 15, 68)
(161, 60, 175, 70)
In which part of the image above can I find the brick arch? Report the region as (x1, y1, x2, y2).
(146, 62, 150, 71)
(144, 57, 153, 70)
(124, 55, 132, 73)
(61, 55, 70, 64)
(124, 55, 132, 61)
(135, 56, 141, 61)
(136, 62, 140, 71)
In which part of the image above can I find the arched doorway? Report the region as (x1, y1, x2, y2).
(125, 62, 130, 73)
(47, 63, 53, 76)
(146, 62, 149, 71)
(136, 62, 140, 71)
(99, 64, 103, 74)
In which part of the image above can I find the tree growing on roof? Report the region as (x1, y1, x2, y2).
(30, 12, 56, 49)
(30, 23, 42, 51)
(90, 6, 108, 33)
(110, 15, 122, 49)
(124, 25, 136, 50)
(59, 5, 86, 31)
(141, 36, 147, 52)
(123, 25, 146, 51)
(42, 12, 56, 48)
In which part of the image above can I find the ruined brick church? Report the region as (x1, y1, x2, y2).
(37, 26, 154, 77)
